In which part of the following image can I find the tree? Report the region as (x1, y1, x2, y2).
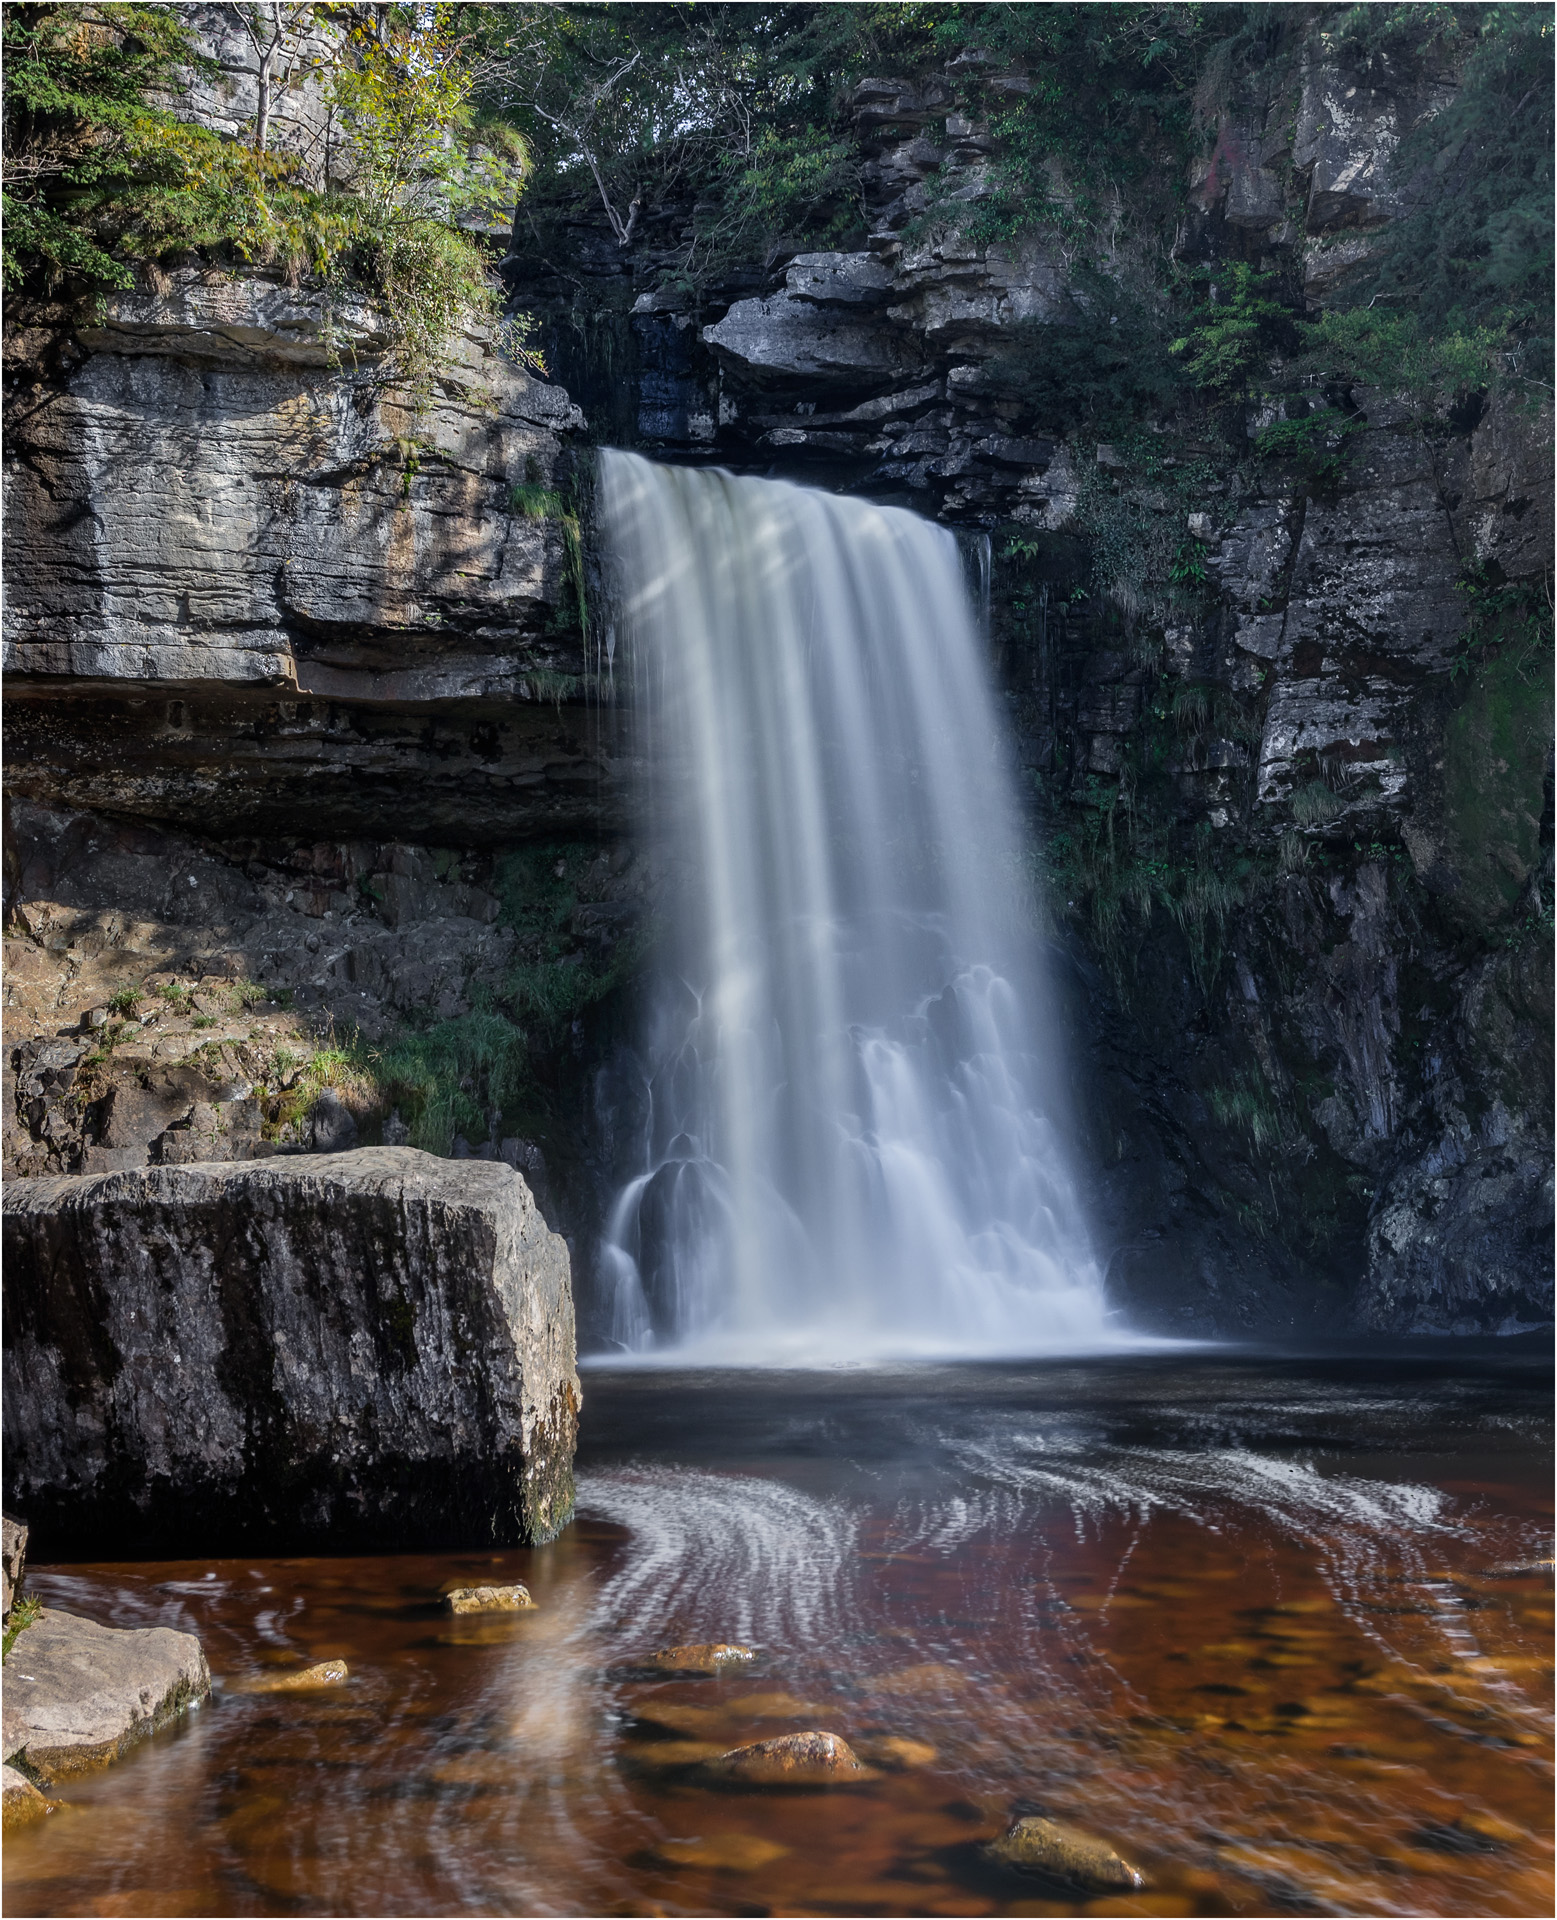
(230, 1, 314, 155)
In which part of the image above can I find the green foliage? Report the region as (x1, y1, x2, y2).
(1451, 562, 1554, 679)
(365, 1010, 530, 1156)
(510, 482, 565, 518)
(1253, 406, 1359, 487)
(1169, 263, 1291, 398)
(156, 978, 193, 1013)
(990, 276, 1182, 432)
(1168, 538, 1209, 588)
(1069, 429, 1230, 630)
(927, 4, 1223, 249)
(1441, 570, 1553, 929)
(2, 3, 528, 396)
(1207, 1068, 1294, 1158)
(107, 984, 141, 1015)
(2, 1593, 41, 1661)
(1296, 308, 1498, 402)
(1337, 4, 1554, 388)
(1289, 779, 1347, 828)
(1047, 777, 1261, 1001)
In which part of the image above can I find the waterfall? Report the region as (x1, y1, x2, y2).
(597, 450, 1111, 1361)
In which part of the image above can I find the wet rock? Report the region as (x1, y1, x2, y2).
(1, 1764, 49, 1830)
(445, 1583, 535, 1614)
(646, 1642, 755, 1675)
(2, 1149, 580, 1552)
(239, 1659, 348, 1694)
(2, 1515, 26, 1619)
(2, 1607, 210, 1782)
(653, 1832, 790, 1872)
(310, 1089, 359, 1154)
(701, 1729, 870, 1786)
(985, 1815, 1147, 1892)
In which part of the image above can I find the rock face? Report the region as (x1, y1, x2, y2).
(510, 29, 1552, 1340)
(2, 1607, 210, 1782)
(2, 270, 614, 847)
(2, 1149, 580, 1553)
(2, 1515, 26, 1619)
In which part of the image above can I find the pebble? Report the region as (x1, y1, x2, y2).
(701, 1729, 870, 1786)
(985, 1816, 1147, 1892)
(445, 1584, 535, 1614)
(240, 1660, 349, 1694)
(646, 1641, 754, 1674)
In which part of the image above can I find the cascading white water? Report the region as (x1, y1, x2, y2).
(598, 449, 1112, 1361)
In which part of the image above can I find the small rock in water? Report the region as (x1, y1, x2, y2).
(985, 1815, 1147, 1892)
(646, 1642, 754, 1674)
(856, 1734, 938, 1770)
(701, 1729, 870, 1786)
(1, 1764, 50, 1830)
(446, 1583, 535, 1614)
(654, 1832, 790, 1872)
(242, 1659, 349, 1694)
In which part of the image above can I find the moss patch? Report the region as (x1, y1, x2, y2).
(1443, 639, 1553, 928)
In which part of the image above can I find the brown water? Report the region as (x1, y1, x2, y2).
(6, 1353, 1551, 1918)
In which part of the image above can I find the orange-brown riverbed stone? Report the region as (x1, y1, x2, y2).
(240, 1660, 349, 1694)
(985, 1815, 1147, 1891)
(646, 1642, 754, 1674)
(446, 1584, 535, 1614)
(701, 1729, 870, 1785)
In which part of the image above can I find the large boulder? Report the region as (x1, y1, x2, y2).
(2, 1148, 580, 1552)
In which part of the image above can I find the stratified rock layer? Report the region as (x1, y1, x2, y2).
(2, 1148, 579, 1553)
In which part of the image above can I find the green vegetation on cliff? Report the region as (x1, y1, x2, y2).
(0, 2, 538, 389)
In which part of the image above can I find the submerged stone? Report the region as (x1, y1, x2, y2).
(2, 1607, 209, 1782)
(985, 1815, 1147, 1891)
(239, 1660, 349, 1694)
(446, 1583, 535, 1614)
(646, 1642, 755, 1674)
(1, 1764, 49, 1830)
(2, 1149, 579, 1553)
(701, 1729, 870, 1786)
(654, 1831, 791, 1871)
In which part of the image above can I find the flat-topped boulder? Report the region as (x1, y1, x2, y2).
(2, 1607, 209, 1783)
(3, 1149, 580, 1553)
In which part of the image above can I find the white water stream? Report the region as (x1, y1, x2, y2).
(597, 452, 1114, 1361)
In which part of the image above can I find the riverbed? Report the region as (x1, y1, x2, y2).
(6, 1350, 1551, 1917)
